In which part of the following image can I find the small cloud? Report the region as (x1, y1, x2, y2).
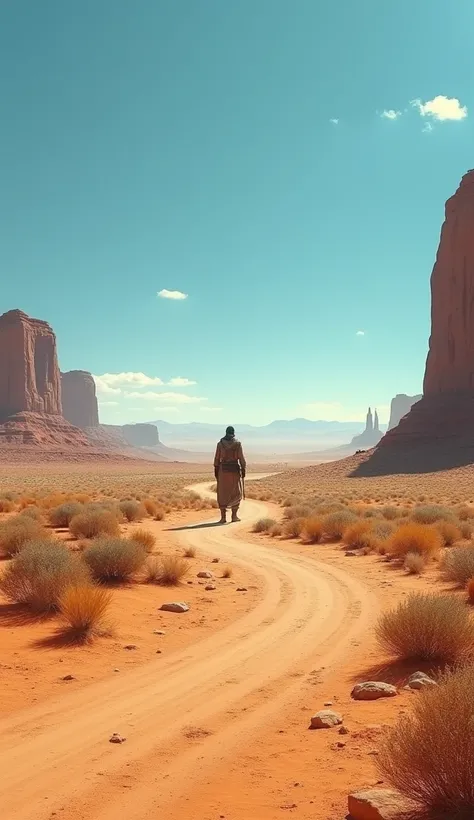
(411, 95, 467, 121)
(168, 377, 197, 387)
(124, 391, 207, 404)
(158, 289, 188, 300)
(356, 330, 365, 336)
(381, 109, 402, 120)
(329, 118, 339, 125)
(93, 372, 164, 391)
(422, 122, 433, 134)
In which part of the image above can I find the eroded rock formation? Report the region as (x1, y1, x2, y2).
(387, 394, 422, 430)
(350, 407, 383, 449)
(0, 309, 62, 419)
(121, 423, 159, 447)
(61, 370, 99, 429)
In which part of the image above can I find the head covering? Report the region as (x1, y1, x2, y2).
(225, 425, 235, 437)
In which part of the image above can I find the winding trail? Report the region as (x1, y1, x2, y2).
(0, 482, 377, 820)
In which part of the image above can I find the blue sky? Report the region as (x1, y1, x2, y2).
(1, 1, 473, 426)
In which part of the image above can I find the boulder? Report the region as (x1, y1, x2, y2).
(407, 671, 437, 690)
(348, 788, 417, 820)
(160, 602, 189, 613)
(310, 710, 343, 729)
(351, 682, 397, 701)
(61, 370, 99, 429)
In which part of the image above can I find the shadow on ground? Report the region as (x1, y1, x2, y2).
(350, 442, 474, 477)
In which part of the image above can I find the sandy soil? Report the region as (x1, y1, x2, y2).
(0, 482, 444, 820)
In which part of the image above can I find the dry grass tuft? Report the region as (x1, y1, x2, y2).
(69, 509, 120, 540)
(119, 500, 144, 522)
(442, 545, 474, 586)
(142, 498, 159, 516)
(376, 592, 474, 662)
(0, 540, 89, 611)
(144, 554, 189, 585)
(222, 565, 233, 578)
(59, 583, 112, 639)
(410, 504, 456, 525)
(301, 516, 324, 544)
(378, 664, 474, 818)
(253, 518, 277, 534)
(388, 523, 442, 560)
(84, 538, 146, 582)
(154, 506, 166, 521)
(436, 519, 462, 547)
(129, 528, 156, 553)
(183, 546, 196, 558)
(322, 510, 357, 541)
(282, 517, 306, 539)
(0, 516, 49, 557)
(49, 502, 83, 528)
(343, 519, 372, 549)
(0, 497, 15, 513)
(404, 551, 426, 575)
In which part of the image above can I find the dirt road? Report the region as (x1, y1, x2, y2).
(0, 484, 376, 820)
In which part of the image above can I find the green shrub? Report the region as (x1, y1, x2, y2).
(49, 502, 83, 528)
(84, 537, 146, 581)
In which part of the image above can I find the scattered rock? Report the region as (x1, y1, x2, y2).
(351, 682, 397, 701)
(407, 671, 437, 690)
(205, 584, 216, 591)
(109, 733, 126, 744)
(212, 558, 220, 563)
(339, 726, 350, 735)
(236, 587, 248, 592)
(124, 644, 137, 651)
(197, 571, 213, 579)
(187, 580, 194, 585)
(156, 649, 162, 654)
(310, 710, 343, 729)
(159, 602, 189, 613)
(324, 701, 333, 706)
(61, 674, 75, 681)
(348, 788, 417, 820)
(337, 741, 346, 748)
(113, 668, 120, 672)
(153, 629, 166, 635)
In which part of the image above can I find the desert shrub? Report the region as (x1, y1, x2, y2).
(301, 516, 324, 544)
(343, 520, 373, 549)
(322, 510, 357, 541)
(144, 554, 189, 585)
(269, 523, 282, 537)
(376, 592, 474, 662)
(154, 505, 166, 521)
(183, 546, 196, 558)
(222, 565, 233, 578)
(388, 523, 442, 560)
(381, 505, 399, 521)
(404, 551, 426, 575)
(467, 578, 474, 604)
(69, 509, 120, 540)
(282, 517, 306, 539)
(84, 538, 146, 582)
(49, 502, 83, 528)
(59, 583, 112, 638)
(19, 505, 42, 521)
(460, 521, 473, 540)
(119, 500, 144, 522)
(253, 518, 277, 534)
(0, 516, 47, 557)
(0, 497, 15, 513)
(284, 505, 312, 520)
(0, 540, 88, 611)
(441, 545, 474, 586)
(142, 498, 158, 516)
(436, 519, 462, 547)
(378, 664, 474, 818)
(129, 528, 156, 553)
(457, 505, 474, 521)
(411, 504, 455, 525)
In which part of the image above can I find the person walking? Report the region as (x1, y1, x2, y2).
(214, 426, 246, 524)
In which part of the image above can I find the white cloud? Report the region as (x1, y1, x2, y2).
(356, 330, 365, 336)
(168, 377, 197, 387)
(381, 109, 402, 120)
(94, 372, 165, 391)
(329, 118, 339, 125)
(124, 391, 207, 404)
(158, 289, 188, 300)
(411, 95, 467, 121)
(93, 376, 122, 395)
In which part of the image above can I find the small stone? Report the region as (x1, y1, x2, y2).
(408, 671, 437, 690)
(197, 571, 213, 579)
(348, 788, 416, 820)
(124, 644, 137, 651)
(205, 584, 216, 591)
(339, 726, 350, 735)
(114, 668, 120, 672)
(61, 674, 75, 681)
(351, 682, 397, 701)
(212, 558, 220, 563)
(236, 587, 248, 592)
(156, 649, 162, 654)
(109, 733, 126, 744)
(345, 551, 356, 557)
(337, 741, 346, 748)
(187, 580, 194, 585)
(324, 701, 333, 706)
(153, 629, 166, 635)
(160, 602, 189, 613)
(310, 710, 343, 729)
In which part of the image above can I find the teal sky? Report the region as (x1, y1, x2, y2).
(1, 1, 473, 426)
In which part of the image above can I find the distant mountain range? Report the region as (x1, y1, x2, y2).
(147, 418, 387, 456)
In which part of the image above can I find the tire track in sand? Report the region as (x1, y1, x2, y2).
(0, 482, 377, 820)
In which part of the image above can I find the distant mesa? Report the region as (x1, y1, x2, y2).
(387, 394, 422, 431)
(61, 370, 99, 429)
(349, 407, 383, 448)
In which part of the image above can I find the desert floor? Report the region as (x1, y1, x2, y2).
(0, 475, 451, 820)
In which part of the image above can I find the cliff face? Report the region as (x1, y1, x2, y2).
(424, 170, 474, 395)
(0, 309, 62, 420)
(387, 394, 422, 431)
(61, 370, 99, 429)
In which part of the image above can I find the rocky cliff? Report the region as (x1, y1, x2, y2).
(61, 370, 99, 429)
(0, 309, 62, 419)
(387, 394, 422, 431)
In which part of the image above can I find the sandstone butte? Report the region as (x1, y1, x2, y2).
(61, 370, 99, 429)
(379, 170, 474, 449)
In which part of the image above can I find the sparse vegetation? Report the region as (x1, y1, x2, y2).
(404, 551, 426, 575)
(322, 510, 357, 541)
(144, 554, 189, 585)
(442, 545, 474, 586)
(83, 538, 146, 582)
(129, 528, 156, 553)
(388, 523, 442, 560)
(410, 504, 455, 525)
(119, 500, 144, 522)
(0, 540, 89, 611)
(0, 516, 48, 557)
(184, 546, 196, 558)
(435, 519, 462, 547)
(253, 518, 277, 533)
(69, 509, 120, 540)
(376, 592, 474, 662)
(378, 664, 474, 818)
(301, 516, 324, 544)
(49, 502, 83, 528)
(59, 583, 112, 639)
(343, 519, 372, 549)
